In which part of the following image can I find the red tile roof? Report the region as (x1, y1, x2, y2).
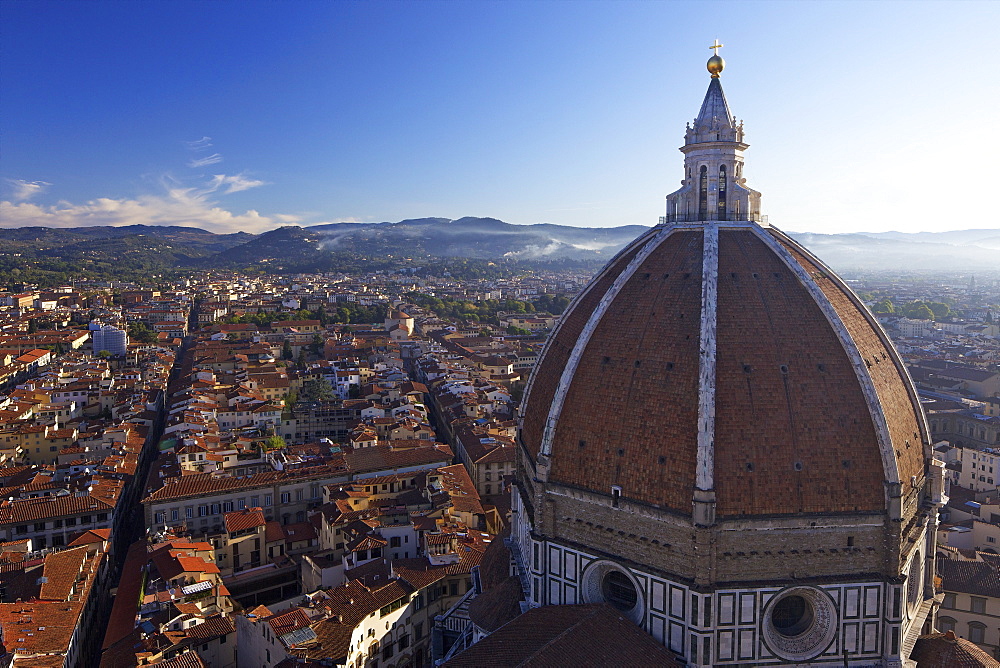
(38, 545, 99, 601)
(142, 463, 345, 503)
(267, 608, 312, 637)
(185, 614, 235, 640)
(346, 534, 387, 552)
(938, 550, 1000, 598)
(911, 631, 1000, 667)
(174, 556, 220, 575)
(522, 226, 929, 517)
(102, 540, 148, 650)
(0, 494, 116, 525)
(67, 528, 112, 547)
(264, 521, 285, 544)
(0, 600, 83, 658)
(223, 507, 265, 534)
(443, 604, 682, 667)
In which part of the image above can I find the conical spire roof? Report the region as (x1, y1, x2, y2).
(685, 77, 740, 146)
(695, 77, 734, 130)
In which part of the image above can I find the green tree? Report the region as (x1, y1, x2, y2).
(927, 302, 950, 320)
(262, 435, 286, 451)
(300, 378, 334, 402)
(127, 321, 157, 343)
(912, 304, 935, 321)
(281, 340, 293, 360)
(872, 299, 895, 315)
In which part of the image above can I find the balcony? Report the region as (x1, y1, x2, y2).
(659, 211, 766, 224)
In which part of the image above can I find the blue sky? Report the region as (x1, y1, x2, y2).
(2, 1, 997, 235)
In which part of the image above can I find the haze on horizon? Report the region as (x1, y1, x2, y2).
(1, 1, 997, 237)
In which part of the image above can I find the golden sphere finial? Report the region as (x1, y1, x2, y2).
(708, 39, 725, 78)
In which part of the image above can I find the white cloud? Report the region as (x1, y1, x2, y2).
(0, 196, 275, 234)
(208, 174, 266, 194)
(503, 239, 565, 258)
(304, 216, 371, 226)
(185, 136, 213, 151)
(7, 179, 51, 202)
(568, 239, 620, 251)
(0, 197, 275, 234)
(188, 153, 223, 168)
(185, 137, 223, 168)
(1, 124, 280, 238)
(1, 173, 277, 234)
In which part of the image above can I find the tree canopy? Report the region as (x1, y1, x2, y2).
(404, 292, 571, 325)
(127, 321, 158, 343)
(300, 378, 335, 402)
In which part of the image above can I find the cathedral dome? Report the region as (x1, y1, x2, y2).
(509, 48, 946, 668)
(520, 222, 928, 518)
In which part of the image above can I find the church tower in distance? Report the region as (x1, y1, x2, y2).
(514, 44, 948, 667)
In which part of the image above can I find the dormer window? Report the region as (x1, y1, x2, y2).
(611, 485, 622, 508)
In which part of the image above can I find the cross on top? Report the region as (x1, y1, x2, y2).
(709, 39, 724, 54)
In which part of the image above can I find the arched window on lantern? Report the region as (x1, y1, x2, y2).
(698, 166, 708, 220)
(718, 165, 728, 221)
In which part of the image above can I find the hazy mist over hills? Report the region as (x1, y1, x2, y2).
(784, 229, 1000, 273)
(1, 219, 997, 275)
(307, 218, 649, 260)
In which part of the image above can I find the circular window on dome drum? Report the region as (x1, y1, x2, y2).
(602, 571, 638, 612)
(580, 561, 645, 623)
(761, 587, 838, 662)
(772, 595, 813, 637)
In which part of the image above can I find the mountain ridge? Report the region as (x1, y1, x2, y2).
(1, 219, 997, 276)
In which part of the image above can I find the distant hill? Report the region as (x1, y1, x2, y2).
(0, 224, 256, 283)
(2, 220, 997, 281)
(304, 217, 648, 261)
(785, 230, 1000, 273)
(853, 229, 999, 244)
(210, 225, 325, 267)
(0, 224, 252, 250)
(201, 217, 649, 272)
